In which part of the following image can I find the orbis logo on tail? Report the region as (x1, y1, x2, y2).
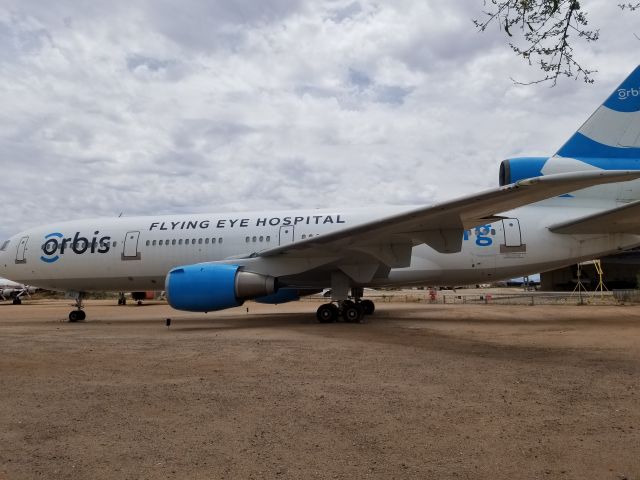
(617, 88, 640, 100)
(41, 231, 111, 263)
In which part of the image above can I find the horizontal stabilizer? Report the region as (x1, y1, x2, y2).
(549, 200, 640, 234)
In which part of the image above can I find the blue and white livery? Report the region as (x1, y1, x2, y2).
(500, 65, 640, 186)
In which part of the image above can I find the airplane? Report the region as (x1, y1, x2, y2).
(0, 277, 36, 305)
(1, 66, 640, 323)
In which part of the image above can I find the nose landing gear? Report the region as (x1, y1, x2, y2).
(68, 292, 86, 322)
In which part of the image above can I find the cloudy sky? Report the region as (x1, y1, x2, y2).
(0, 0, 637, 239)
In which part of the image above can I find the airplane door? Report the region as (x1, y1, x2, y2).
(500, 218, 526, 253)
(15, 236, 28, 264)
(122, 231, 141, 260)
(279, 226, 295, 246)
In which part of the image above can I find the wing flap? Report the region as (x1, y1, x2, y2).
(549, 200, 640, 234)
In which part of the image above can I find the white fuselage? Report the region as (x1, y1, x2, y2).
(1, 201, 638, 292)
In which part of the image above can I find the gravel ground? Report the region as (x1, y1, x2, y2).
(0, 299, 639, 480)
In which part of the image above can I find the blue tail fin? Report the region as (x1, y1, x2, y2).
(556, 65, 640, 160)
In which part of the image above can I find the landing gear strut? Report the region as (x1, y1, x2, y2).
(69, 292, 86, 322)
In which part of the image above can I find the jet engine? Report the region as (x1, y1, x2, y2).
(165, 263, 276, 312)
(499, 157, 548, 186)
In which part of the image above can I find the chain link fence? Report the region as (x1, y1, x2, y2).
(303, 289, 640, 306)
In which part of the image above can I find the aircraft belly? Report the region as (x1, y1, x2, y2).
(22, 276, 166, 292)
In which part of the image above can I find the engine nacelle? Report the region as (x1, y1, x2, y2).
(165, 263, 276, 312)
(254, 288, 300, 305)
(499, 157, 548, 186)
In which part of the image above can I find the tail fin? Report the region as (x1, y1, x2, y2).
(556, 65, 640, 159)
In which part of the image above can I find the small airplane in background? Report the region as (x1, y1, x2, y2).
(117, 291, 163, 305)
(0, 277, 36, 305)
(1, 66, 640, 322)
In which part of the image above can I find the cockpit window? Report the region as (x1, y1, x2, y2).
(0, 240, 9, 252)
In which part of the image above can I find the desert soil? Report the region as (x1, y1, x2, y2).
(0, 299, 639, 479)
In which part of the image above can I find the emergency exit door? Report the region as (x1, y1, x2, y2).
(279, 226, 295, 246)
(500, 218, 526, 253)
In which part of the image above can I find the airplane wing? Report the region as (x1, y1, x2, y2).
(549, 200, 640, 234)
(248, 171, 640, 269)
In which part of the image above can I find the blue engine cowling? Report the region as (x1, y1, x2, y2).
(499, 157, 548, 186)
(165, 263, 276, 312)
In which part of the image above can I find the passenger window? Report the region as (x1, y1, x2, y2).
(302, 234, 306, 239)
(259, 236, 263, 242)
(219, 238, 223, 244)
(205, 238, 210, 244)
(246, 236, 250, 243)
(172, 239, 176, 246)
(166, 239, 170, 245)
(179, 239, 183, 245)
(198, 238, 203, 245)
(212, 238, 216, 244)
(252, 236, 257, 242)
(0, 240, 10, 251)
(266, 236, 270, 242)
(157, 240, 162, 246)
(113, 241, 117, 247)
(146, 240, 150, 246)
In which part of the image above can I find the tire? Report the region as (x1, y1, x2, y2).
(343, 304, 363, 323)
(13, 298, 22, 305)
(69, 310, 86, 322)
(316, 303, 338, 323)
(360, 299, 375, 315)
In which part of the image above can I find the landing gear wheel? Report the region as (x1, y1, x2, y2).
(317, 303, 339, 323)
(137, 300, 142, 306)
(69, 310, 86, 322)
(69, 292, 87, 322)
(12, 298, 22, 305)
(360, 299, 375, 315)
(343, 303, 364, 323)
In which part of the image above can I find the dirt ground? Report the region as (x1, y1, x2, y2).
(0, 299, 639, 480)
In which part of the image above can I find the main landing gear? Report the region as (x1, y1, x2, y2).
(316, 298, 375, 323)
(68, 292, 86, 322)
(12, 297, 22, 305)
